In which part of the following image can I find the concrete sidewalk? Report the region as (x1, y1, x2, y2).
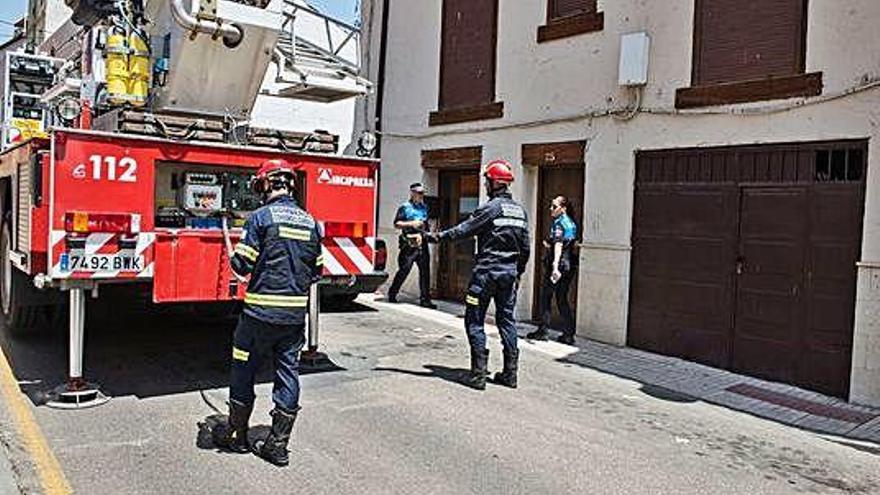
(370, 294, 880, 445)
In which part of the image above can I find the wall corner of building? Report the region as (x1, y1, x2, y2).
(850, 264, 880, 408)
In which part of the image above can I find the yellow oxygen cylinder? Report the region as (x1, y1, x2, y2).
(105, 31, 130, 105)
(128, 33, 150, 107)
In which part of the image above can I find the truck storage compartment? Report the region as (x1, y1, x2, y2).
(153, 231, 245, 302)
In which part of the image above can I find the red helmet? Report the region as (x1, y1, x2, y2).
(256, 159, 297, 179)
(253, 159, 297, 194)
(484, 159, 515, 184)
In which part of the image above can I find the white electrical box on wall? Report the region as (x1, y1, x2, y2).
(619, 32, 651, 86)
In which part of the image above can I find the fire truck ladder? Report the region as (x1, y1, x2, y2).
(268, 1, 372, 102)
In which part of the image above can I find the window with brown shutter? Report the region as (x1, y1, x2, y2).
(677, 0, 823, 108)
(549, 0, 595, 20)
(429, 0, 504, 126)
(538, 0, 603, 43)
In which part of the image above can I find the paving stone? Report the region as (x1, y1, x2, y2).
(847, 416, 880, 442)
(794, 415, 860, 436)
(757, 407, 810, 424)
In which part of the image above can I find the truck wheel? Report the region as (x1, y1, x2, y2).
(0, 219, 42, 335)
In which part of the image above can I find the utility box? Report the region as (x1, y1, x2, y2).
(618, 32, 650, 86)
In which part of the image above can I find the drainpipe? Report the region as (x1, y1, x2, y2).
(372, 0, 391, 235)
(375, 0, 390, 158)
(169, 0, 243, 47)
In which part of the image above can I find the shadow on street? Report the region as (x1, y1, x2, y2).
(556, 349, 697, 404)
(0, 287, 367, 406)
(374, 365, 476, 389)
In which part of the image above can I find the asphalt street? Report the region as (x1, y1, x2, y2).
(0, 293, 878, 494)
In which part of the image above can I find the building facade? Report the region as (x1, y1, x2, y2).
(26, 0, 71, 48)
(360, 0, 880, 406)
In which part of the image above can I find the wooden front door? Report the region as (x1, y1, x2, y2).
(438, 170, 480, 300)
(532, 165, 584, 326)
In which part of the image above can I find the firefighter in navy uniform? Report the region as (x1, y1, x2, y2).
(212, 159, 323, 467)
(426, 160, 530, 390)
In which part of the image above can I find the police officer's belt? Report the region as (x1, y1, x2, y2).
(404, 233, 423, 248)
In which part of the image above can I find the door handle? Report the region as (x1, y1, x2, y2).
(735, 257, 745, 275)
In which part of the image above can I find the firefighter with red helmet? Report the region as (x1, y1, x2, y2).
(426, 160, 531, 390)
(212, 158, 323, 467)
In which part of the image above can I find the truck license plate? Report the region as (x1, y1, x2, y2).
(61, 253, 144, 272)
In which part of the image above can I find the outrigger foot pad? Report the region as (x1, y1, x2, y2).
(299, 349, 334, 372)
(46, 379, 110, 409)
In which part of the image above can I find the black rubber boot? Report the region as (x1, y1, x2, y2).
(466, 349, 489, 390)
(526, 328, 548, 341)
(493, 352, 518, 389)
(212, 399, 253, 454)
(254, 407, 299, 466)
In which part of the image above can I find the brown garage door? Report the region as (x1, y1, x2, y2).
(629, 141, 866, 398)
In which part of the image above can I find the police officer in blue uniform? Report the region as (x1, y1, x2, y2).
(527, 195, 578, 344)
(427, 160, 530, 390)
(387, 182, 436, 308)
(212, 159, 323, 467)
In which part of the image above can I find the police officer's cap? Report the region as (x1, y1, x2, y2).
(409, 182, 426, 194)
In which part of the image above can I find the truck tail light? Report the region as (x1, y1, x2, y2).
(374, 238, 387, 271)
(324, 221, 368, 238)
(64, 211, 141, 234)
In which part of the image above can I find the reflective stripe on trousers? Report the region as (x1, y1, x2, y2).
(244, 292, 308, 308)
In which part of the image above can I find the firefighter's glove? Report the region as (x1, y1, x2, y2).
(424, 232, 440, 244)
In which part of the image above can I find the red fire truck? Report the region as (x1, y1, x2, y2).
(0, 0, 385, 407)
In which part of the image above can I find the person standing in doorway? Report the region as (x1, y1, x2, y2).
(426, 160, 530, 390)
(386, 182, 437, 308)
(527, 195, 578, 345)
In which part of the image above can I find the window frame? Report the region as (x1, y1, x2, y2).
(677, 0, 821, 108)
(547, 0, 596, 23)
(537, 0, 604, 43)
(430, 0, 504, 126)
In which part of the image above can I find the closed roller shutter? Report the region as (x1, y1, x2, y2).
(439, 0, 497, 110)
(549, 0, 595, 20)
(694, 0, 807, 85)
(16, 161, 31, 254)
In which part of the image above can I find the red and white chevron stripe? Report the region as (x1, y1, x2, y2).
(50, 230, 156, 280)
(321, 237, 377, 276)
